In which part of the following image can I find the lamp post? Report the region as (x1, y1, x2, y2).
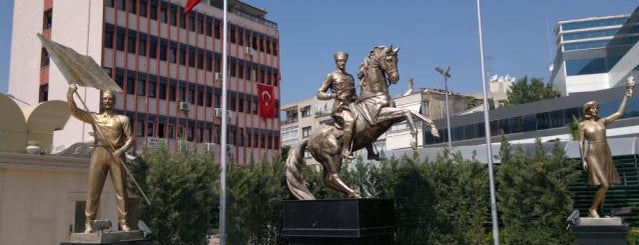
(435, 66, 452, 149)
(476, 0, 500, 244)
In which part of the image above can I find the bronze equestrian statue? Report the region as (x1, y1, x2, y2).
(286, 46, 440, 200)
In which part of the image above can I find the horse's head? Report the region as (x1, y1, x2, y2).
(359, 45, 400, 85)
(379, 45, 400, 83)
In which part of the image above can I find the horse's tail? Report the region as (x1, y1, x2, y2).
(285, 139, 315, 200)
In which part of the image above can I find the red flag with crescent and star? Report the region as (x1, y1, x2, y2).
(257, 84, 275, 118)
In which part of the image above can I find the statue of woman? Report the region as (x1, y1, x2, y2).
(578, 76, 634, 218)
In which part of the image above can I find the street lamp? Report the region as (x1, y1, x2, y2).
(435, 66, 452, 149)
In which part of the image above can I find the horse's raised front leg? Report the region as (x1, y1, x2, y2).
(409, 110, 440, 138)
(404, 110, 418, 149)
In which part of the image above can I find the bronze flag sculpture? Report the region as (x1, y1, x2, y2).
(38, 34, 149, 232)
(286, 46, 440, 200)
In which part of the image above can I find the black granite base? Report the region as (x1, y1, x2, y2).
(282, 199, 394, 245)
(568, 217, 629, 245)
(61, 230, 151, 245)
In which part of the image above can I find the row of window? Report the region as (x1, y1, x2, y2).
(561, 17, 628, 31)
(105, 0, 279, 56)
(123, 110, 280, 149)
(106, 67, 280, 117)
(565, 56, 621, 76)
(425, 97, 639, 145)
(104, 24, 280, 86)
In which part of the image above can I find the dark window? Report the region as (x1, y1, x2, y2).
(150, 3, 157, 20)
(205, 54, 212, 71)
(117, 0, 126, 11)
(198, 18, 204, 34)
(188, 88, 195, 104)
(105, 0, 114, 7)
(536, 112, 551, 130)
(206, 91, 212, 107)
(169, 85, 176, 101)
(159, 82, 166, 100)
(179, 86, 185, 101)
(128, 0, 136, 14)
(127, 35, 136, 54)
(238, 97, 244, 112)
(179, 13, 186, 29)
(159, 6, 167, 23)
(230, 28, 236, 43)
(104, 29, 114, 49)
(41, 48, 50, 67)
(139, 0, 147, 17)
(73, 201, 87, 232)
(149, 39, 157, 58)
(43, 9, 53, 30)
(137, 78, 146, 96)
(148, 81, 156, 98)
(169, 8, 177, 26)
(273, 42, 278, 56)
(206, 19, 212, 36)
(158, 122, 165, 138)
(159, 42, 167, 61)
(214, 22, 221, 39)
(197, 52, 204, 69)
(188, 50, 195, 67)
(116, 32, 125, 51)
(38, 84, 49, 102)
(189, 16, 195, 31)
(147, 122, 154, 137)
(115, 73, 124, 88)
(197, 90, 204, 106)
(126, 76, 135, 94)
(170, 47, 177, 63)
(138, 38, 146, 56)
(179, 48, 186, 65)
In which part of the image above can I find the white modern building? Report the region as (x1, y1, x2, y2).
(550, 8, 639, 95)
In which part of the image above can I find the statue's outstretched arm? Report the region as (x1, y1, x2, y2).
(67, 85, 94, 124)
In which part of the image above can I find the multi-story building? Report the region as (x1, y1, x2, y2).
(8, 0, 281, 163)
(550, 7, 639, 95)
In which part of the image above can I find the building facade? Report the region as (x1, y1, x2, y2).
(8, 0, 281, 164)
(550, 8, 639, 95)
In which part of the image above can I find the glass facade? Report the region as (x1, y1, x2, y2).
(424, 97, 639, 145)
(561, 17, 627, 31)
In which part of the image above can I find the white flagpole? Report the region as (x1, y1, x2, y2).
(219, 0, 229, 243)
(476, 0, 500, 244)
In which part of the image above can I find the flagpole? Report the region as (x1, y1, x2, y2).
(219, 0, 229, 243)
(476, 0, 500, 244)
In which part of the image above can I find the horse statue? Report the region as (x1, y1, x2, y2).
(286, 46, 440, 200)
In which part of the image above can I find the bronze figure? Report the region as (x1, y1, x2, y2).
(286, 46, 440, 200)
(67, 85, 134, 232)
(317, 51, 380, 164)
(578, 75, 634, 218)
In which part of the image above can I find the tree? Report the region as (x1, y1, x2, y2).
(132, 147, 217, 245)
(505, 76, 560, 106)
(496, 136, 578, 244)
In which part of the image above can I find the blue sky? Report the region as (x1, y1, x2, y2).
(1, 1, 637, 105)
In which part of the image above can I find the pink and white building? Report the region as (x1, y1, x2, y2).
(8, 0, 281, 163)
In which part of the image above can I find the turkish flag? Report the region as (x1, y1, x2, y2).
(257, 84, 275, 118)
(184, 0, 201, 15)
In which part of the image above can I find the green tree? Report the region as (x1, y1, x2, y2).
(132, 148, 217, 245)
(496, 136, 578, 244)
(505, 76, 560, 106)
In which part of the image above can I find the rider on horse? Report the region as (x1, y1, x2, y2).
(317, 51, 380, 164)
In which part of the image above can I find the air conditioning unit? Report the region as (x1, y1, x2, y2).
(214, 72, 222, 81)
(245, 47, 256, 56)
(214, 108, 234, 121)
(178, 101, 190, 111)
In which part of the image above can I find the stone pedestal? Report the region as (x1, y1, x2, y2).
(282, 199, 394, 245)
(61, 230, 151, 245)
(568, 217, 628, 245)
